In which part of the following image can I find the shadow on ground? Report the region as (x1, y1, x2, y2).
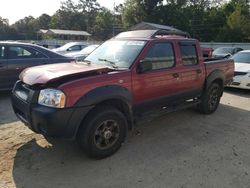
(12, 104, 250, 188)
(224, 87, 250, 98)
(0, 91, 18, 125)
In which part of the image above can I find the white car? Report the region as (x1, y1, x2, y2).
(65, 45, 99, 61)
(52, 42, 88, 55)
(229, 50, 250, 89)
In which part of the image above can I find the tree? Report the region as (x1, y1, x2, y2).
(12, 16, 36, 39)
(92, 8, 115, 40)
(0, 16, 19, 40)
(35, 14, 51, 29)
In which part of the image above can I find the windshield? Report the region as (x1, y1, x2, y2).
(55, 43, 74, 51)
(213, 47, 234, 55)
(85, 40, 146, 69)
(80, 45, 98, 54)
(231, 52, 250, 63)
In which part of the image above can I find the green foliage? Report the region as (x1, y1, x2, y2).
(0, 0, 249, 41)
(0, 17, 19, 40)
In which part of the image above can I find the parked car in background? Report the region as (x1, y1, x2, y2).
(65, 44, 99, 61)
(201, 47, 213, 58)
(228, 50, 250, 89)
(0, 42, 75, 90)
(52, 42, 88, 55)
(212, 47, 243, 58)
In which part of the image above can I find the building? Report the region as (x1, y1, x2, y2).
(37, 29, 91, 40)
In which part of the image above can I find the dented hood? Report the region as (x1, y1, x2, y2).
(20, 62, 110, 85)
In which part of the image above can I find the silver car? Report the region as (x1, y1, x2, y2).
(52, 42, 88, 55)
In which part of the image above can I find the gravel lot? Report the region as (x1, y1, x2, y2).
(0, 88, 250, 188)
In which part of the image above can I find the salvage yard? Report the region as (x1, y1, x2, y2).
(0, 88, 250, 188)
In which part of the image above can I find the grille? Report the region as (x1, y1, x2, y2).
(14, 82, 31, 102)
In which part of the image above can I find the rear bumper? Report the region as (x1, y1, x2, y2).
(11, 81, 93, 139)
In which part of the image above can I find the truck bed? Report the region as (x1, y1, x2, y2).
(204, 58, 234, 85)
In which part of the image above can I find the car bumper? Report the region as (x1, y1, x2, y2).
(228, 75, 250, 90)
(11, 81, 93, 139)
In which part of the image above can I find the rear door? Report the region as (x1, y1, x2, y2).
(177, 41, 206, 99)
(7, 45, 49, 87)
(0, 45, 9, 89)
(132, 41, 181, 114)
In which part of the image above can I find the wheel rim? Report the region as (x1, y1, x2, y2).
(94, 120, 120, 150)
(208, 87, 220, 110)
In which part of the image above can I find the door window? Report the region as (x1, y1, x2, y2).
(145, 43, 175, 70)
(180, 43, 198, 66)
(68, 45, 81, 51)
(8, 46, 46, 59)
(0, 46, 6, 59)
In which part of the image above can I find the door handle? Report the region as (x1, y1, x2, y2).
(173, 73, 180, 78)
(196, 69, 202, 74)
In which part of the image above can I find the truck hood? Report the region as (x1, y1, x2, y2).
(235, 62, 250, 72)
(20, 62, 111, 86)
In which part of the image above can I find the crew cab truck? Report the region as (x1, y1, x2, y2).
(11, 30, 234, 158)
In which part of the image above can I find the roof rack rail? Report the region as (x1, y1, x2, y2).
(151, 29, 190, 38)
(114, 29, 190, 39)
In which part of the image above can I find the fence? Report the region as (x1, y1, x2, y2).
(200, 42, 250, 50)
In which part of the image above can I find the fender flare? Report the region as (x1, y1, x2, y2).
(73, 85, 134, 132)
(205, 69, 225, 90)
(75, 85, 132, 107)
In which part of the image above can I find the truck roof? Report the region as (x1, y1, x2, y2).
(114, 29, 191, 41)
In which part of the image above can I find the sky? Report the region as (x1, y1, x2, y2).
(0, 0, 124, 24)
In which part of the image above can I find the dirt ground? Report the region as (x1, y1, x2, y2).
(0, 88, 250, 188)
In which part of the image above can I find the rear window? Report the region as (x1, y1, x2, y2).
(180, 43, 198, 66)
(232, 52, 250, 64)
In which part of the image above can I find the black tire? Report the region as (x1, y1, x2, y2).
(77, 105, 128, 159)
(198, 83, 222, 114)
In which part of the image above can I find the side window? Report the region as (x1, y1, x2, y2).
(9, 46, 46, 59)
(0, 46, 6, 59)
(180, 43, 198, 66)
(68, 45, 81, 51)
(145, 43, 175, 70)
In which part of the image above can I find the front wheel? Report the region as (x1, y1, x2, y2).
(77, 106, 127, 159)
(198, 83, 222, 114)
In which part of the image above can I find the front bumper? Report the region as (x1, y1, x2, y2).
(228, 75, 250, 90)
(11, 81, 93, 139)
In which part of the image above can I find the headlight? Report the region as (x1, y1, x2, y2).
(38, 89, 66, 108)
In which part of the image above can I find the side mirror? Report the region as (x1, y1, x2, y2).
(137, 59, 152, 73)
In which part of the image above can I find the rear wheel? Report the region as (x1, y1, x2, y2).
(198, 83, 222, 114)
(77, 106, 127, 158)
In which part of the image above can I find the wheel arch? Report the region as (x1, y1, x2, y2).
(204, 69, 225, 95)
(74, 85, 134, 136)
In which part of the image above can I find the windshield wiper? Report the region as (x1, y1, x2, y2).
(98, 58, 118, 68)
(76, 59, 91, 65)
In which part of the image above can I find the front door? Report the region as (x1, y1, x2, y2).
(132, 41, 181, 114)
(7, 45, 48, 87)
(0, 45, 9, 90)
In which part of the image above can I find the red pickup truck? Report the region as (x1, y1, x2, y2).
(11, 30, 234, 158)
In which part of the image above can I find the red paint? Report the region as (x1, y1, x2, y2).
(20, 37, 234, 108)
